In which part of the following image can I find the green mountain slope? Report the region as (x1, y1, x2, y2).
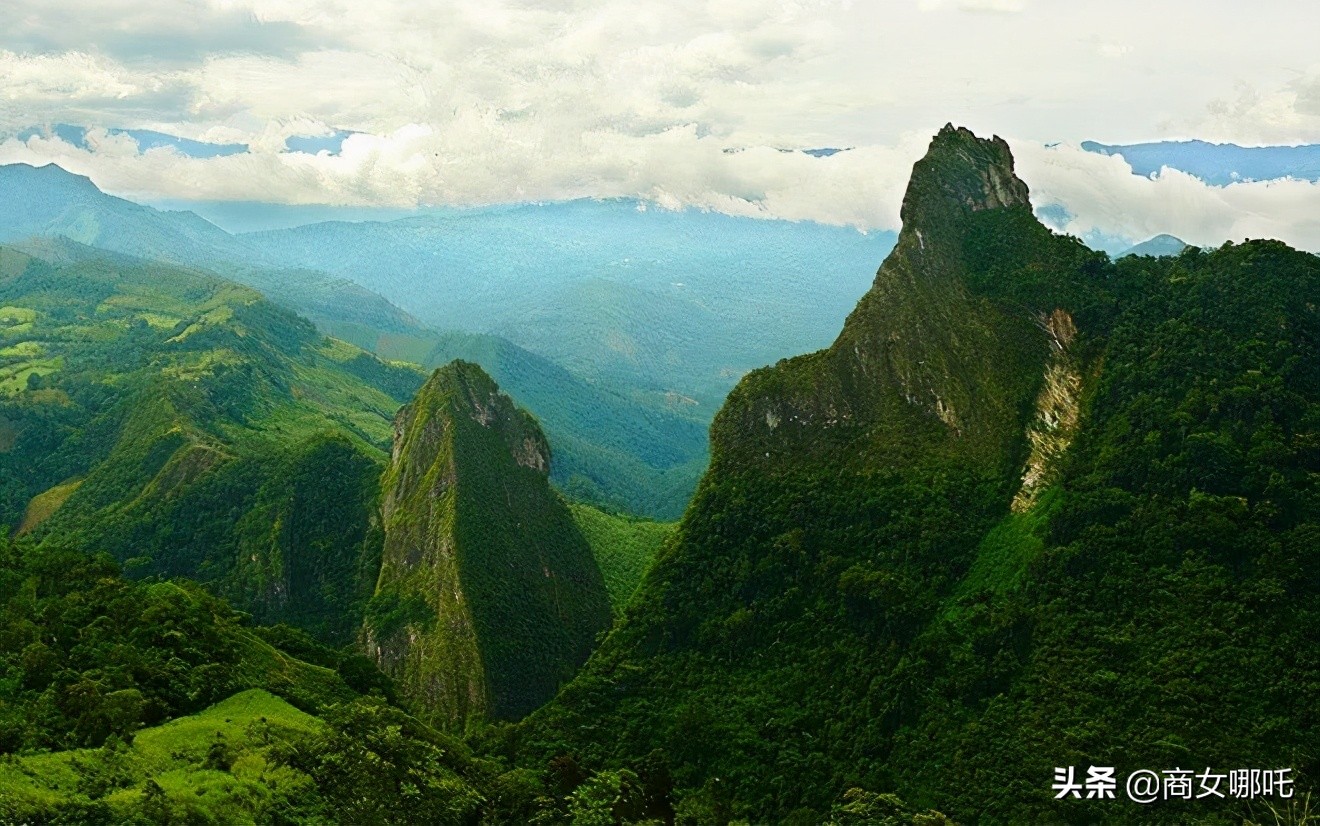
(0, 163, 419, 338)
(0, 689, 321, 824)
(0, 167, 711, 520)
(364, 362, 612, 729)
(0, 544, 506, 824)
(0, 544, 356, 758)
(0, 248, 421, 643)
(522, 126, 1320, 823)
(568, 502, 675, 615)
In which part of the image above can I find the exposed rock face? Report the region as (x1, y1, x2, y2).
(899, 124, 1031, 219)
(1013, 309, 1084, 512)
(713, 123, 1051, 473)
(364, 360, 610, 729)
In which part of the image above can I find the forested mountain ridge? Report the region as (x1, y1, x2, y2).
(365, 361, 612, 729)
(0, 163, 420, 338)
(0, 166, 711, 519)
(520, 125, 1320, 824)
(0, 246, 420, 642)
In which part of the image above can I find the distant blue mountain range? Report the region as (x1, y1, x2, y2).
(0, 163, 894, 414)
(145, 199, 422, 233)
(236, 198, 897, 409)
(1082, 139, 1320, 184)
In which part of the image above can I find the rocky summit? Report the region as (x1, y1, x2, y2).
(365, 360, 611, 729)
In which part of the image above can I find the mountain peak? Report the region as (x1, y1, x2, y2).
(900, 124, 1030, 226)
(369, 358, 609, 728)
(1116, 233, 1190, 259)
(0, 162, 98, 191)
(409, 359, 550, 474)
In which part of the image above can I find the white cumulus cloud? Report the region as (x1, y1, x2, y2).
(0, 0, 1317, 254)
(1016, 141, 1320, 251)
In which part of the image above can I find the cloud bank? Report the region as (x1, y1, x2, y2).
(1016, 143, 1320, 252)
(0, 0, 1319, 249)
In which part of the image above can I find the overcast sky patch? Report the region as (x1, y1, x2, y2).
(0, 0, 1317, 249)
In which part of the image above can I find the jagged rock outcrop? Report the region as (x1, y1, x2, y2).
(714, 124, 1058, 475)
(363, 360, 610, 728)
(1012, 308, 1083, 511)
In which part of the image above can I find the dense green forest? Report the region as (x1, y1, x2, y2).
(0, 542, 671, 825)
(0, 251, 678, 822)
(3, 126, 1319, 824)
(0, 249, 672, 646)
(0, 248, 418, 643)
(517, 127, 1320, 824)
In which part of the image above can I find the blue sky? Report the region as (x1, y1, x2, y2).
(1, 0, 1319, 247)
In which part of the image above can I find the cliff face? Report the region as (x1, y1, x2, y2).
(711, 125, 1064, 477)
(364, 360, 610, 728)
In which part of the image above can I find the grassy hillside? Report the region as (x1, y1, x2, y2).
(0, 683, 573, 825)
(0, 543, 357, 757)
(0, 522, 629, 824)
(0, 247, 419, 642)
(0, 689, 323, 824)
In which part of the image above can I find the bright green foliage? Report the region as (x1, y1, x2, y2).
(0, 689, 324, 825)
(0, 540, 523, 824)
(274, 695, 488, 825)
(366, 361, 612, 729)
(826, 788, 954, 826)
(569, 502, 675, 614)
(0, 543, 355, 757)
(0, 687, 516, 825)
(520, 126, 1320, 823)
(0, 249, 420, 642)
(566, 768, 648, 825)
